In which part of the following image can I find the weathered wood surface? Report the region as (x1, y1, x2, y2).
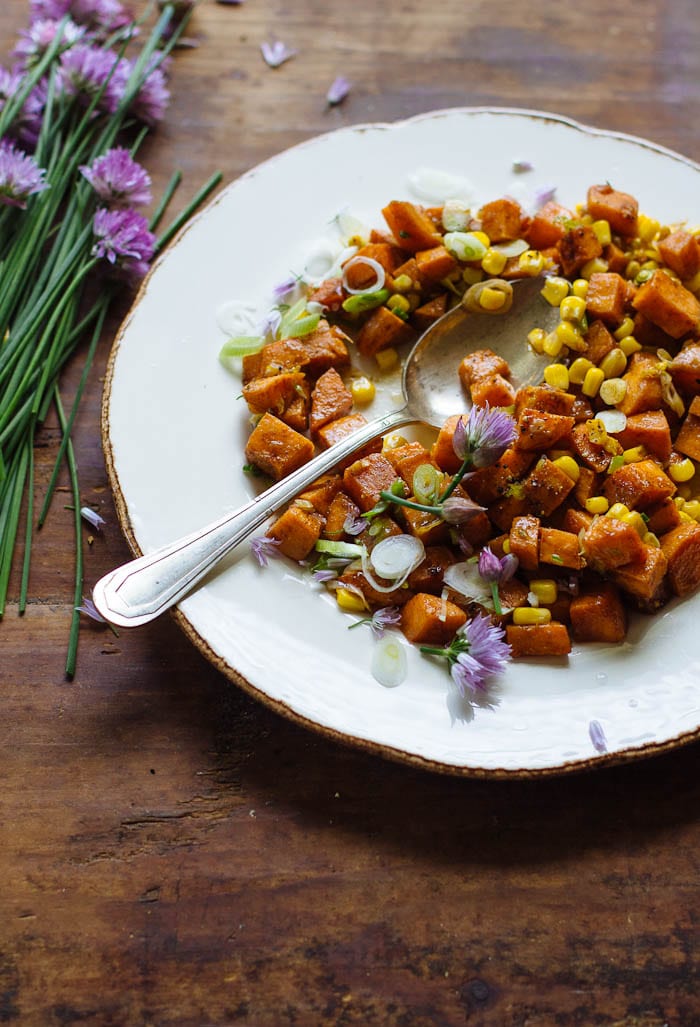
(2, 1, 700, 1024)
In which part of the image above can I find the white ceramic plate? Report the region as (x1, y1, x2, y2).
(103, 107, 700, 776)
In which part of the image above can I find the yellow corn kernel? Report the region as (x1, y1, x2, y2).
(571, 278, 589, 298)
(543, 363, 570, 390)
(623, 445, 647, 463)
(569, 357, 595, 384)
(580, 257, 609, 279)
(559, 295, 587, 322)
(541, 276, 570, 306)
(471, 230, 491, 248)
(387, 293, 410, 315)
(607, 502, 630, 519)
(640, 259, 659, 272)
(614, 316, 635, 340)
(643, 531, 661, 548)
(598, 347, 628, 379)
(479, 286, 508, 311)
(406, 292, 422, 311)
(392, 273, 413, 293)
(528, 579, 558, 605)
(618, 335, 642, 357)
(669, 458, 695, 482)
(679, 510, 696, 523)
(502, 537, 511, 554)
(512, 606, 552, 625)
(682, 500, 700, 521)
(674, 496, 687, 509)
(591, 219, 612, 246)
(552, 455, 580, 481)
(350, 375, 376, 405)
(382, 432, 408, 451)
(585, 495, 609, 515)
(481, 248, 508, 275)
(528, 327, 547, 353)
(637, 214, 661, 243)
(375, 347, 399, 372)
(599, 377, 628, 406)
(542, 330, 565, 357)
(621, 510, 647, 537)
(462, 266, 484, 286)
(336, 588, 367, 613)
(582, 367, 605, 397)
(625, 259, 641, 280)
(556, 320, 585, 350)
(517, 249, 546, 275)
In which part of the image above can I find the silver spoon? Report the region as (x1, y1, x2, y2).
(92, 275, 559, 627)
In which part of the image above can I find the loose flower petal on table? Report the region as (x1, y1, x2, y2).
(260, 40, 297, 68)
(326, 76, 351, 106)
(80, 506, 105, 532)
(250, 535, 283, 567)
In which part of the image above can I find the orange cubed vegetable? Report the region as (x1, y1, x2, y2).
(465, 445, 534, 506)
(430, 414, 465, 474)
(356, 305, 415, 357)
(407, 546, 457, 595)
(307, 276, 345, 313)
(506, 622, 572, 658)
(569, 584, 627, 643)
(242, 371, 308, 417)
(573, 465, 600, 506)
(587, 183, 638, 237)
(309, 367, 353, 435)
(342, 452, 400, 512)
(488, 494, 529, 533)
(470, 374, 516, 408)
(562, 507, 593, 535)
(515, 408, 575, 452)
(401, 593, 467, 645)
(381, 200, 443, 253)
(558, 225, 603, 277)
(513, 384, 575, 417)
(251, 321, 352, 378)
(585, 272, 628, 326)
(281, 390, 310, 432)
(315, 413, 379, 456)
(339, 568, 412, 609)
(509, 515, 541, 571)
(583, 320, 616, 364)
(267, 504, 323, 561)
(244, 412, 315, 481)
(415, 245, 459, 285)
(669, 342, 700, 397)
(673, 396, 700, 461)
(458, 348, 511, 389)
(400, 505, 450, 546)
(645, 496, 682, 536)
(658, 229, 700, 281)
(385, 440, 434, 485)
(603, 458, 676, 510)
(322, 491, 360, 540)
(539, 527, 583, 569)
(612, 544, 669, 605)
(660, 522, 700, 597)
(569, 421, 618, 473)
(412, 294, 448, 330)
(297, 474, 343, 516)
(525, 201, 572, 249)
(632, 269, 700, 339)
(478, 197, 524, 242)
(616, 409, 672, 464)
(581, 517, 647, 571)
(522, 456, 577, 516)
(617, 351, 667, 417)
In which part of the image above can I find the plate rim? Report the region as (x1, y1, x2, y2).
(101, 105, 700, 778)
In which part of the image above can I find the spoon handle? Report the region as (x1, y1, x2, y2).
(92, 406, 413, 627)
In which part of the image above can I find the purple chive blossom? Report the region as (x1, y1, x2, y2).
(250, 535, 283, 567)
(80, 505, 105, 531)
(80, 147, 152, 208)
(420, 614, 511, 697)
(0, 140, 48, 209)
(32, 0, 133, 32)
(76, 596, 108, 622)
(92, 207, 155, 279)
(326, 76, 351, 106)
(58, 44, 125, 114)
(127, 60, 170, 125)
(453, 404, 516, 469)
(259, 307, 282, 337)
(348, 605, 401, 639)
(13, 18, 85, 66)
(260, 40, 297, 69)
(478, 545, 519, 614)
(343, 512, 366, 537)
(272, 275, 298, 302)
(312, 568, 338, 583)
(589, 719, 608, 754)
(534, 184, 557, 208)
(440, 495, 485, 525)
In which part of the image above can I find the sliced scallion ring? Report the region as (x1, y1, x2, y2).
(371, 636, 407, 688)
(412, 463, 442, 506)
(359, 534, 425, 594)
(342, 255, 386, 295)
(443, 231, 487, 262)
(315, 540, 366, 559)
(342, 288, 389, 315)
(219, 335, 265, 361)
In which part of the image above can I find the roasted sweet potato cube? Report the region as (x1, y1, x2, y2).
(401, 592, 467, 645)
(603, 458, 676, 510)
(381, 200, 443, 253)
(315, 413, 379, 456)
(659, 522, 700, 597)
(616, 409, 672, 463)
(307, 276, 345, 313)
(570, 421, 618, 472)
(350, 242, 405, 278)
(617, 351, 667, 417)
(297, 474, 343, 516)
(309, 367, 353, 434)
(581, 517, 646, 571)
(570, 584, 627, 643)
(632, 270, 700, 339)
(415, 245, 458, 284)
(558, 225, 603, 278)
(458, 508, 493, 548)
(412, 293, 448, 330)
(539, 527, 583, 569)
(645, 496, 682, 536)
(407, 546, 457, 595)
(267, 505, 323, 561)
(585, 272, 628, 327)
(322, 491, 360, 540)
(244, 412, 315, 481)
(587, 184, 638, 237)
(562, 507, 593, 535)
(466, 446, 534, 506)
(525, 201, 572, 249)
(250, 322, 351, 378)
(515, 408, 575, 452)
(470, 374, 516, 408)
(400, 506, 450, 546)
(612, 545, 668, 604)
(343, 453, 399, 512)
(583, 320, 616, 364)
(458, 348, 511, 389)
(478, 197, 524, 243)
(669, 343, 700, 397)
(509, 515, 540, 571)
(673, 399, 700, 461)
(356, 305, 415, 357)
(658, 229, 700, 281)
(430, 414, 465, 474)
(385, 440, 434, 483)
(281, 390, 310, 432)
(604, 241, 628, 275)
(573, 465, 600, 507)
(241, 370, 307, 416)
(513, 384, 575, 417)
(339, 568, 412, 609)
(523, 456, 576, 516)
(506, 622, 571, 658)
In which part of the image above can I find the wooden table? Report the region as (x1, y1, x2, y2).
(3, 2, 700, 1023)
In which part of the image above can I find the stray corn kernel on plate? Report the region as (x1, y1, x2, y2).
(103, 108, 700, 776)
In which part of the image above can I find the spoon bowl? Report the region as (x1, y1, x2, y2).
(93, 275, 560, 627)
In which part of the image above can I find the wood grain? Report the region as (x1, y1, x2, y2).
(2, 1, 700, 1024)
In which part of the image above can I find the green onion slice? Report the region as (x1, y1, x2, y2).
(219, 335, 265, 361)
(342, 288, 389, 315)
(315, 540, 366, 559)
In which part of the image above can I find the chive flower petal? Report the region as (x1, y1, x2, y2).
(80, 147, 152, 208)
(0, 139, 48, 208)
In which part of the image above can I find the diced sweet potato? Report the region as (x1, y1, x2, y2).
(509, 515, 540, 571)
(584, 272, 628, 326)
(561, 507, 593, 535)
(523, 456, 576, 516)
(506, 622, 571, 658)
(558, 225, 603, 277)
(581, 517, 647, 571)
(350, 242, 405, 277)
(339, 568, 412, 609)
(401, 592, 467, 645)
(570, 584, 627, 643)
(658, 229, 700, 281)
(573, 465, 600, 507)
(415, 245, 459, 284)
(616, 409, 672, 463)
(604, 241, 628, 275)
(297, 474, 343, 515)
(673, 397, 700, 461)
(309, 367, 353, 434)
(281, 391, 310, 432)
(385, 440, 435, 487)
(659, 522, 700, 597)
(539, 527, 583, 569)
(322, 491, 360, 540)
(407, 546, 456, 595)
(458, 509, 493, 548)
(515, 408, 575, 451)
(356, 305, 415, 357)
(583, 320, 616, 364)
(343, 453, 399, 512)
(267, 504, 322, 561)
(470, 374, 516, 408)
(669, 343, 700, 397)
(430, 414, 465, 474)
(525, 201, 572, 249)
(513, 384, 575, 417)
(315, 413, 380, 457)
(632, 270, 700, 339)
(244, 412, 315, 481)
(612, 544, 668, 605)
(488, 494, 529, 533)
(242, 371, 308, 418)
(587, 184, 638, 237)
(645, 496, 682, 536)
(400, 506, 450, 546)
(412, 294, 448, 330)
(459, 348, 511, 389)
(478, 197, 524, 243)
(603, 458, 676, 510)
(249, 321, 351, 378)
(307, 276, 345, 313)
(466, 446, 534, 506)
(569, 421, 619, 472)
(381, 200, 443, 253)
(617, 350, 667, 417)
